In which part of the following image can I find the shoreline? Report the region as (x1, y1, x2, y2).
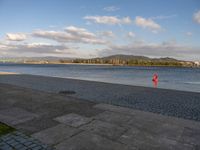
(0, 72, 199, 93)
(1, 62, 199, 68)
(0, 71, 19, 75)
(0, 74, 200, 121)
(19, 74, 200, 93)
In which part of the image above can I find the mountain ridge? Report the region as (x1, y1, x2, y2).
(0, 54, 197, 67)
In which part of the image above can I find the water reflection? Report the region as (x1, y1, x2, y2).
(152, 73, 159, 88)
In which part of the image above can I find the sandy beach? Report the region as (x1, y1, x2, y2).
(0, 72, 18, 75)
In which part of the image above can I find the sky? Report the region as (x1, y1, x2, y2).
(0, 0, 200, 61)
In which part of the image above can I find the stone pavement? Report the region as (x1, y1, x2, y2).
(1, 74, 200, 121)
(0, 131, 54, 150)
(0, 83, 200, 150)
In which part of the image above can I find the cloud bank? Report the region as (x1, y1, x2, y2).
(33, 26, 105, 44)
(99, 41, 199, 60)
(0, 42, 76, 57)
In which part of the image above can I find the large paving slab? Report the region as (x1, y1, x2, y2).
(32, 124, 81, 145)
(119, 127, 194, 150)
(15, 117, 59, 134)
(0, 107, 38, 125)
(127, 117, 184, 140)
(54, 113, 92, 127)
(94, 103, 136, 116)
(80, 120, 126, 140)
(94, 111, 132, 127)
(180, 127, 200, 146)
(55, 131, 136, 150)
(94, 103, 200, 129)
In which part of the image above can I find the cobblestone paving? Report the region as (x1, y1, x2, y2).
(0, 131, 54, 150)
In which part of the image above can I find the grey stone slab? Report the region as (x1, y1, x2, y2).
(0, 107, 38, 125)
(94, 111, 132, 127)
(55, 131, 137, 150)
(94, 104, 185, 128)
(32, 124, 81, 145)
(80, 120, 126, 140)
(94, 104, 200, 131)
(180, 127, 200, 146)
(156, 123, 184, 140)
(163, 117, 200, 130)
(127, 115, 161, 129)
(94, 104, 136, 116)
(54, 113, 92, 127)
(16, 117, 59, 134)
(128, 117, 184, 140)
(119, 127, 194, 150)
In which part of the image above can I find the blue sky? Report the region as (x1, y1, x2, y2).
(0, 0, 200, 60)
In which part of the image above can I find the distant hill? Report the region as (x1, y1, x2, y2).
(73, 55, 182, 66)
(72, 54, 190, 66)
(102, 54, 150, 60)
(101, 54, 178, 62)
(0, 54, 195, 67)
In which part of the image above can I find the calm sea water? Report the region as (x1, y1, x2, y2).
(0, 63, 200, 93)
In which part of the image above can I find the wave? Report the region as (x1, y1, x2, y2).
(183, 82, 200, 85)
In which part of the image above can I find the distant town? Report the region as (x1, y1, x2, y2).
(0, 55, 199, 67)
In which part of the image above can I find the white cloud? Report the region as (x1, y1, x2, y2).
(84, 16, 132, 25)
(135, 16, 162, 33)
(32, 30, 72, 42)
(6, 33, 27, 41)
(26, 42, 52, 48)
(186, 32, 193, 36)
(99, 31, 115, 38)
(0, 43, 9, 50)
(65, 26, 96, 39)
(193, 10, 200, 24)
(127, 32, 135, 38)
(99, 41, 199, 61)
(103, 6, 120, 12)
(33, 26, 106, 45)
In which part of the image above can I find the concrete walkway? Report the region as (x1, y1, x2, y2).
(0, 83, 200, 149)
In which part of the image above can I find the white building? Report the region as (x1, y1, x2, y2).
(194, 61, 200, 67)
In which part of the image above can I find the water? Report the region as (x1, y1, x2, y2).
(0, 63, 200, 93)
